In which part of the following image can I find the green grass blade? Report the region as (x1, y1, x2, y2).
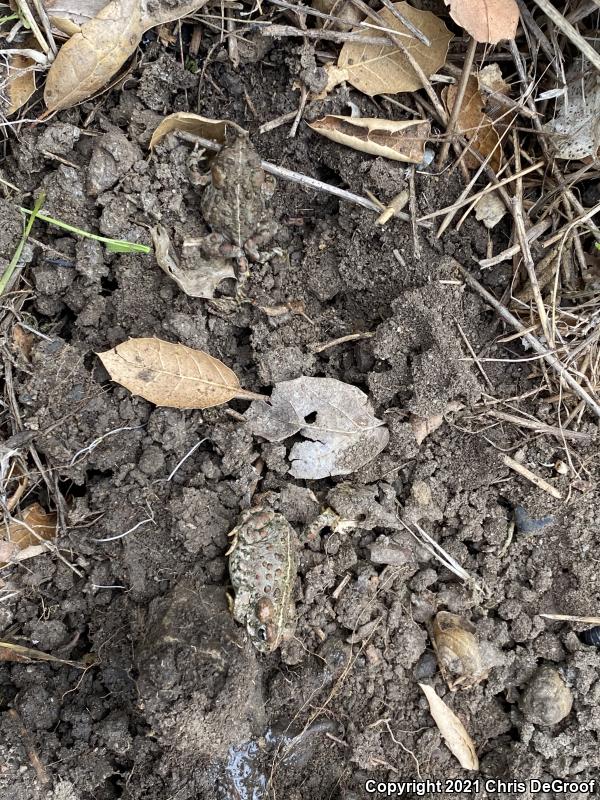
(0, 192, 45, 296)
(19, 207, 151, 254)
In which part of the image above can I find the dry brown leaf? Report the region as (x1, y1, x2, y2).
(419, 683, 479, 770)
(6, 54, 37, 115)
(44, 0, 145, 112)
(5, 504, 57, 551)
(97, 337, 264, 409)
(478, 63, 510, 96)
(443, 75, 502, 171)
(150, 113, 231, 150)
(11, 324, 35, 360)
(0, 640, 85, 668)
(44, 0, 210, 112)
(308, 116, 430, 163)
(333, 2, 452, 96)
(443, 0, 518, 44)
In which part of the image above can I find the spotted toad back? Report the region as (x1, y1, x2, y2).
(227, 507, 298, 653)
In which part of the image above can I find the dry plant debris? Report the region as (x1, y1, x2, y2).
(308, 116, 430, 162)
(44, 0, 211, 112)
(1, 504, 57, 567)
(418, 683, 479, 771)
(149, 112, 229, 149)
(151, 224, 236, 299)
(5, 52, 37, 115)
(97, 338, 264, 409)
(442, 75, 502, 171)
(330, 2, 452, 96)
(443, 0, 519, 44)
(244, 377, 389, 479)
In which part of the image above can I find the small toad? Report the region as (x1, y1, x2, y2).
(226, 507, 298, 653)
(184, 130, 277, 288)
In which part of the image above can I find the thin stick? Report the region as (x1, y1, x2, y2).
(177, 131, 431, 224)
(7, 709, 51, 788)
(258, 23, 385, 45)
(511, 148, 550, 342)
(437, 37, 476, 168)
(488, 410, 593, 441)
(378, 0, 430, 45)
(13, 0, 50, 54)
(456, 321, 493, 389)
(266, 0, 412, 39)
(453, 259, 600, 419)
(530, 0, 600, 73)
(226, 10, 240, 68)
(479, 219, 551, 268)
(310, 331, 374, 353)
(408, 167, 420, 260)
(444, 62, 539, 120)
(502, 454, 562, 500)
(540, 613, 600, 624)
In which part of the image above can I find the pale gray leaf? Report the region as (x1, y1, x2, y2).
(151, 225, 235, 299)
(245, 377, 388, 479)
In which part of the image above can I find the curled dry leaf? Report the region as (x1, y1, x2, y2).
(6, 53, 37, 116)
(97, 337, 263, 409)
(330, 2, 452, 97)
(44, 0, 210, 112)
(419, 683, 479, 771)
(2, 503, 57, 565)
(44, 0, 145, 112)
(443, 0, 519, 44)
(442, 75, 502, 172)
(244, 377, 389, 479)
(151, 224, 235, 299)
(150, 113, 231, 150)
(478, 63, 510, 97)
(308, 116, 430, 163)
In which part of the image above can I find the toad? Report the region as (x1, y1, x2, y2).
(226, 506, 298, 653)
(184, 129, 277, 290)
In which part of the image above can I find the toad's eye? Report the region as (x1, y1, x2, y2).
(257, 626, 268, 642)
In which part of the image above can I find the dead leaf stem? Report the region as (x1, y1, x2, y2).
(437, 36, 477, 168)
(529, 0, 600, 73)
(259, 23, 384, 45)
(377, 0, 430, 45)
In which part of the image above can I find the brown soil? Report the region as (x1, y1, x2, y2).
(1, 30, 599, 800)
